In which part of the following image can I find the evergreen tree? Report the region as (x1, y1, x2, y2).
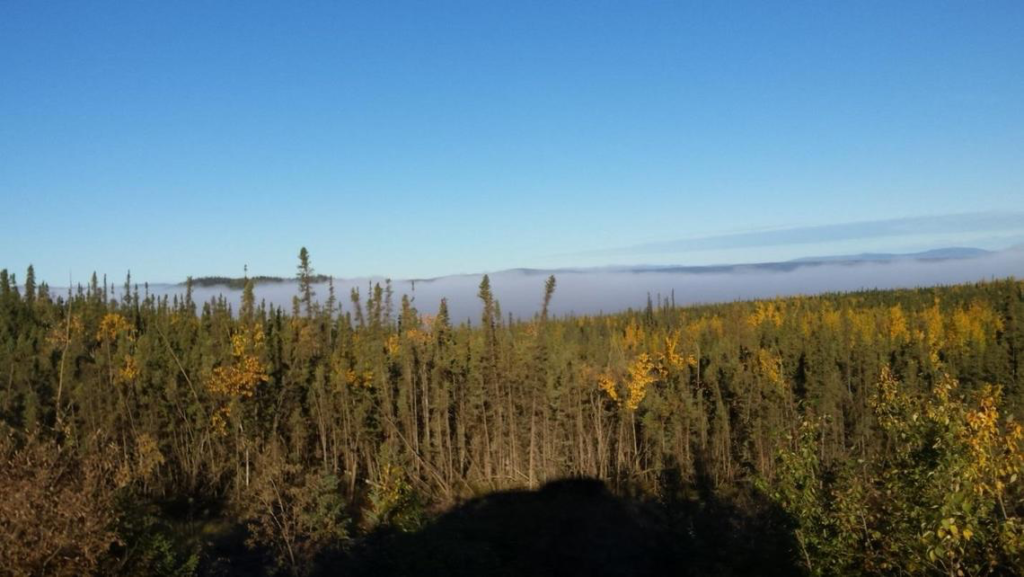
(435, 298, 452, 346)
(241, 278, 256, 325)
(478, 275, 495, 330)
(24, 265, 36, 304)
(350, 287, 365, 328)
(541, 275, 556, 321)
(297, 247, 316, 317)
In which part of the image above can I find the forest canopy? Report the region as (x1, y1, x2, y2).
(0, 250, 1022, 576)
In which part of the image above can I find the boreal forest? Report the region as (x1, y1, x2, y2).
(1, 248, 1022, 576)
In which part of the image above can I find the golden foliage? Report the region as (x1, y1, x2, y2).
(661, 331, 694, 371)
(776, 366, 1024, 575)
(887, 304, 909, 344)
(748, 301, 784, 328)
(623, 318, 644, 351)
(871, 365, 911, 436)
(208, 328, 267, 399)
(96, 312, 132, 343)
(385, 334, 401, 356)
(949, 301, 1003, 351)
(625, 353, 656, 410)
(874, 368, 1024, 573)
(404, 328, 428, 347)
(755, 348, 784, 392)
(821, 305, 841, 333)
(210, 357, 266, 399)
(593, 353, 658, 410)
(845, 308, 875, 347)
(210, 406, 229, 436)
(117, 354, 140, 383)
(919, 299, 944, 364)
(597, 371, 619, 403)
(961, 384, 1023, 502)
(346, 369, 375, 389)
(685, 315, 724, 345)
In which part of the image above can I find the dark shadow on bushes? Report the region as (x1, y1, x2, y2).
(316, 473, 802, 577)
(656, 460, 802, 577)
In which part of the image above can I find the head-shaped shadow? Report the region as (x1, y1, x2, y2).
(322, 474, 801, 577)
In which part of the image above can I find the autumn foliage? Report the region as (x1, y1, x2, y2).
(0, 257, 1022, 575)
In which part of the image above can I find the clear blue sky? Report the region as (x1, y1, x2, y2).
(2, 1, 1023, 283)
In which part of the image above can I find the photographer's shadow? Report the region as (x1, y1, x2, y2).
(326, 475, 800, 577)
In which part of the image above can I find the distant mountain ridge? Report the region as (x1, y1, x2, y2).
(489, 247, 995, 278)
(788, 247, 990, 263)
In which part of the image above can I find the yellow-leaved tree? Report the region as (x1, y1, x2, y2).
(769, 366, 1024, 576)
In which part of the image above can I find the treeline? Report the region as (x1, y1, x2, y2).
(188, 274, 333, 290)
(0, 250, 1022, 575)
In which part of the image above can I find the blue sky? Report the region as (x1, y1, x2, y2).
(2, 1, 1022, 283)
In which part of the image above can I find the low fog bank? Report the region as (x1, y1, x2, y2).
(86, 249, 1024, 323)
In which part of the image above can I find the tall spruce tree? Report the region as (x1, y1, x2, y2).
(541, 275, 556, 321)
(297, 246, 316, 317)
(23, 265, 35, 304)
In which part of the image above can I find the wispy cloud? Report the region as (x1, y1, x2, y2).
(579, 212, 1024, 257)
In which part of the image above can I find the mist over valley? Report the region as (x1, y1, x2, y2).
(94, 246, 1024, 321)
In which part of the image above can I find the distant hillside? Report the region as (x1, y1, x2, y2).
(484, 246, 995, 277)
(789, 247, 990, 263)
(186, 274, 332, 290)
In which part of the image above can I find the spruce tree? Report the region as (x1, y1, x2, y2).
(435, 298, 452, 346)
(478, 275, 495, 330)
(326, 277, 336, 316)
(350, 287, 364, 328)
(541, 275, 556, 321)
(297, 247, 316, 317)
(122, 270, 131, 307)
(399, 294, 419, 332)
(89, 272, 99, 302)
(24, 265, 35, 304)
(241, 279, 256, 325)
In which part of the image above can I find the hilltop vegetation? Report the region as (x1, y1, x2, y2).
(0, 249, 1022, 576)
(188, 274, 333, 290)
